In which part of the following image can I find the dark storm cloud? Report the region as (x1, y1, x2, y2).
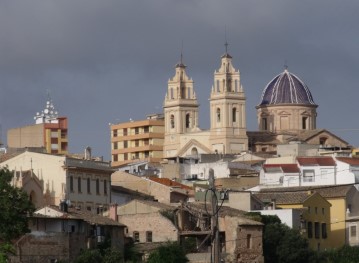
(0, 0, 359, 158)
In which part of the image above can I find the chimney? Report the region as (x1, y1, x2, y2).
(109, 203, 118, 222)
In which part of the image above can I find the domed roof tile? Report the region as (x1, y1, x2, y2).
(259, 69, 316, 106)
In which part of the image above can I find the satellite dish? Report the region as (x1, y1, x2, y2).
(44, 109, 49, 114)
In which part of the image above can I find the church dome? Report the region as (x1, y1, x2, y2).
(258, 69, 316, 106)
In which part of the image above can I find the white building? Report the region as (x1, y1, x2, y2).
(259, 156, 359, 188)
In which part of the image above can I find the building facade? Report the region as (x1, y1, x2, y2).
(110, 114, 164, 167)
(1, 151, 112, 213)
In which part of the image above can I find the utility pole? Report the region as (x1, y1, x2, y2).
(209, 168, 220, 263)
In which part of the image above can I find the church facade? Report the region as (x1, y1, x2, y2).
(163, 51, 248, 158)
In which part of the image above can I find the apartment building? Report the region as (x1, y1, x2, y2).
(110, 114, 164, 167)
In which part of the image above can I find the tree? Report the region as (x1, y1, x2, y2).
(246, 213, 313, 263)
(0, 167, 34, 259)
(147, 242, 189, 263)
(73, 249, 103, 263)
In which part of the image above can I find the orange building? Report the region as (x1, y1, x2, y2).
(110, 114, 164, 167)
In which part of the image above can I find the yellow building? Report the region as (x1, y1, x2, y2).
(256, 189, 332, 251)
(110, 114, 164, 167)
(256, 185, 359, 249)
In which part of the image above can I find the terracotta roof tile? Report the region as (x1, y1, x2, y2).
(264, 164, 300, 173)
(149, 177, 193, 190)
(336, 157, 359, 166)
(254, 192, 311, 205)
(297, 156, 336, 166)
(258, 184, 354, 199)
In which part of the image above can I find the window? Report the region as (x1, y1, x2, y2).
(350, 225, 357, 238)
(51, 130, 58, 138)
(124, 141, 128, 148)
(77, 177, 81, 193)
(133, 231, 140, 242)
(303, 169, 315, 182)
(70, 176, 74, 192)
(113, 142, 118, 150)
(170, 115, 175, 129)
(187, 87, 191, 99)
(235, 80, 238, 92)
(216, 108, 221, 122)
(123, 128, 128, 136)
(319, 137, 327, 146)
(87, 178, 91, 194)
(135, 140, 139, 147)
(322, 208, 325, 215)
(216, 80, 220, 92)
(135, 127, 139, 134)
(314, 222, 320, 239)
(262, 118, 267, 130)
(232, 108, 237, 122)
(315, 207, 318, 214)
(143, 126, 149, 133)
(146, 231, 152, 242)
(246, 234, 252, 249)
(302, 116, 308, 129)
(113, 130, 118, 137)
(124, 153, 128, 161)
(307, 221, 313, 238)
(186, 113, 190, 128)
(113, 154, 118, 162)
(104, 180, 107, 195)
(322, 223, 327, 239)
(170, 88, 174, 99)
(96, 179, 100, 194)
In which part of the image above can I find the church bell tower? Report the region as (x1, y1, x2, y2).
(163, 56, 199, 158)
(209, 43, 248, 154)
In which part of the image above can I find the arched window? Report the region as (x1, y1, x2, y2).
(232, 108, 237, 122)
(227, 78, 231, 92)
(187, 87, 191, 99)
(216, 80, 220, 92)
(170, 88, 174, 99)
(170, 115, 175, 129)
(235, 80, 238, 92)
(262, 118, 268, 131)
(191, 147, 198, 156)
(181, 86, 186, 98)
(320, 137, 328, 146)
(302, 116, 308, 129)
(216, 108, 221, 122)
(186, 113, 191, 128)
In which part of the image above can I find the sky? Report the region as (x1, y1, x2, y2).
(0, 0, 358, 160)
